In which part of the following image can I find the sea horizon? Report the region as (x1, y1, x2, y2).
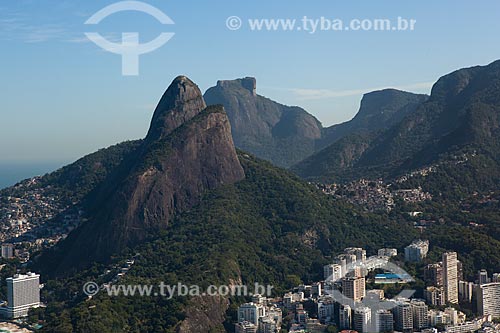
(0, 161, 67, 190)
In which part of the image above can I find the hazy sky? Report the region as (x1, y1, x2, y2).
(1, 0, 500, 165)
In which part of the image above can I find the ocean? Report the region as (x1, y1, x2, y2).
(0, 162, 66, 190)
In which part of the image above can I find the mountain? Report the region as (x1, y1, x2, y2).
(37, 154, 500, 333)
(24, 71, 500, 332)
(204, 77, 322, 167)
(39, 152, 424, 333)
(317, 89, 428, 149)
(44, 76, 245, 271)
(292, 60, 500, 187)
(204, 78, 427, 167)
(32, 76, 424, 332)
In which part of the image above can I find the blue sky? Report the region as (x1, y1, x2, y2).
(1, 0, 500, 166)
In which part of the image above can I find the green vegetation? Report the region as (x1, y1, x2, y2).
(36, 152, 418, 332)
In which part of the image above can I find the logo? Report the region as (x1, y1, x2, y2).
(85, 1, 175, 76)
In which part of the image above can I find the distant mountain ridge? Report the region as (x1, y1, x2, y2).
(318, 89, 428, 150)
(205, 78, 427, 167)
(292, 60, 500, 187)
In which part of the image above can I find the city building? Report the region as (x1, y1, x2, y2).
(353, 306, 371, 333)
(339, 253, 358, 267)
(339, 305, 352, 330)
(411, 300, 429, 330)
(251, 294, 265, 305)
(3, 272, 41, 318)
(295, 304, 308, 325)
(324, 264, 343, 282)
(318, 298, 336, 323)
(458, 281, 474, 303)
(235, 321, 257, 333)
(428, 310, 449, 327)
(444, 307, 459, 326)
(305, 318, 327, 332)
(443, 252, 459, 303)
(445, 320, 483, 333)
(265, 306, 282, 328)
(424, 262, 443, 286)
(238, 303, 266, 326)
(492, 273, 500, 283)
(376, 309, 394, 333)
(404, 240, 429, 262)
(377, 248, 397, 257)
(311, 282, 322, 297)
(393, 302, 413, 332)
(258, 316, 277, 333)
(457, 261, 464, 282)
(1, 244, 14, 259)
(425, 286, 446, 306)
(283, 292, 304, 309)
(478, 270, 490, 285)
(344, 247, 367, 262)
(366, 289, 384, 301)
(336, 256, 348, 276)
(476, 282, 500, 318)
(342, 276, 366, 301)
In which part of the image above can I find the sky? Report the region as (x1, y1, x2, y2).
(1, 0, 500, 171)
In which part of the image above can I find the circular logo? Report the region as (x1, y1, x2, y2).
(226, 16, 243, 30)
(83, 281, 100, 296)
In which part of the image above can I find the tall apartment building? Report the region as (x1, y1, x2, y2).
(478, 269, 490, 285)
(393, 302, 413, 332)
(342, 276, 366, 301)
(425, 286, 446, 306)
(424, 262, 443, 286)
(353, 306, 371, 333)
(443, 252, 459, 304)
(324, 264, 343, 282)
(404, 240, 429, 262)
(444, 307, 459, 326)
(411, 300, 429, 330)
(476, 282, 500, 318)
(458, 281, 474, 303)
(4, 272, 40, 318)
(339, 305, 352, 330)
(317, 298, 335, 323)
(376, 309, 394, 333)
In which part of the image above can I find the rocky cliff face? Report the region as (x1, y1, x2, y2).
(51, 76, 245, 271)
(204, 78, 322, 167)
(205, 78, 427, 167)
(176, 295, 229, 333)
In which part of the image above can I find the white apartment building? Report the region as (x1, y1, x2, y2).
(238, 302, 266, 326)
(4, 272, 41, 318)
(443, 252, 459, 303)
(476, 282, 500, 318)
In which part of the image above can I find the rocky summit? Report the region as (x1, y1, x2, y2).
(205, 78, 428, 167)
(48, 76, 245, 272)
